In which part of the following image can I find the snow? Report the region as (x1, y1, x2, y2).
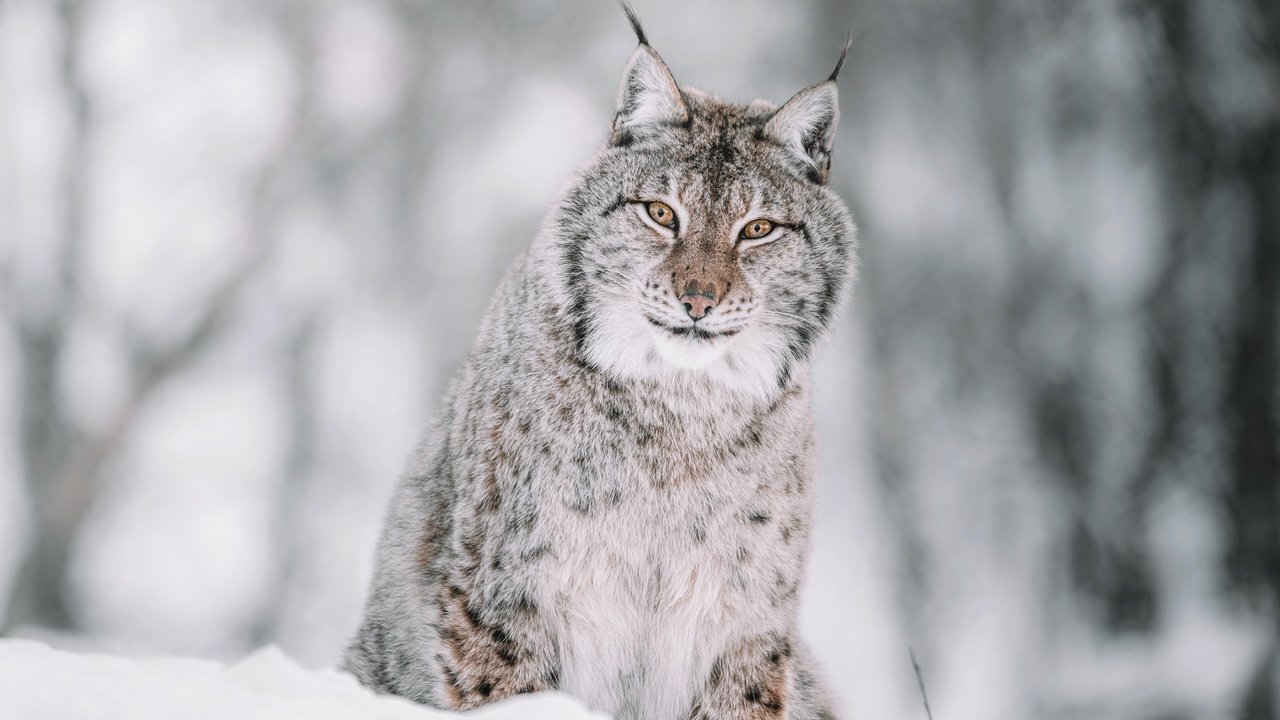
(0, 640, 610, 720)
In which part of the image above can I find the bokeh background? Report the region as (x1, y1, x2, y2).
(1, 0, 1277, 718)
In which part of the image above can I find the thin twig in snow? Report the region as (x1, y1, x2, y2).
(909, 647, 935, 720)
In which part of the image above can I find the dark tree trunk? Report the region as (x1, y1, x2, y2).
(1136, 0, 1280, 712)
(1225, 1, 1280, 713)
(1221, 0, 1280, 606)
(5, 0, 92, 634)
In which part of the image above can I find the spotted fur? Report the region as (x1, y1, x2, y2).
(344, 11, 856, 720)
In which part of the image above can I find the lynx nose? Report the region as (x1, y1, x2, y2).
(679, 289, 719, 320)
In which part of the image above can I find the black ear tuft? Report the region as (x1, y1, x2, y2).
(620, 1, 648, 46)
(828, 32, 853, 83)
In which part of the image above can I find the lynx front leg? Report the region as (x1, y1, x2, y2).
(689, 635, 795, 720)
(436, 581, 558, 709)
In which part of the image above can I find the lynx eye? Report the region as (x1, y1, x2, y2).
(646, 201, 677, 229)
(740, 219, 774, 240)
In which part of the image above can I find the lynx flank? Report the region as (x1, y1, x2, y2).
(344, 8, 857, 720)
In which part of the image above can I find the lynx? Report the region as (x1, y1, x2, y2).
(344, 7, 857, 720)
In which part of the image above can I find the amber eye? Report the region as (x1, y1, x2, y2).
(740, 219, 774, 240)
(646, 201, 677, 229)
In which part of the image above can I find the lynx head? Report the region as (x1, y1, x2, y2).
(541, 7, 857, 401)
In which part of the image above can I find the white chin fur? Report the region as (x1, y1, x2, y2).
(652, 333, 730, 369)
(583, 302, 788, 402)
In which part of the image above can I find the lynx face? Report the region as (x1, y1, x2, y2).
(547, 39, 857, 400)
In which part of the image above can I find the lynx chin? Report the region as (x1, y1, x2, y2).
(344, 7, 858, 720)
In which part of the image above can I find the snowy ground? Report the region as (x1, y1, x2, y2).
(0, 640, 609, 720)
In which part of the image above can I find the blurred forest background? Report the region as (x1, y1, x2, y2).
(0, 0, 1277, 718)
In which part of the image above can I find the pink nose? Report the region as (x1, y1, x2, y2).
(679, 292, 718, 320)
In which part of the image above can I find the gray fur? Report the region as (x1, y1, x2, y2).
(345, 18, 856, 720)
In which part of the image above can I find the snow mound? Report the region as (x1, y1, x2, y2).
(0, 640, 609, 720)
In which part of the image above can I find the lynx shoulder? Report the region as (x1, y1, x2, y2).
(345, 8, 857, 720)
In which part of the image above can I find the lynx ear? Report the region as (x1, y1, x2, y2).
(763, 81, 840, 182)
(764, 36, 849, 182)
(612, 45, 688, 144)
